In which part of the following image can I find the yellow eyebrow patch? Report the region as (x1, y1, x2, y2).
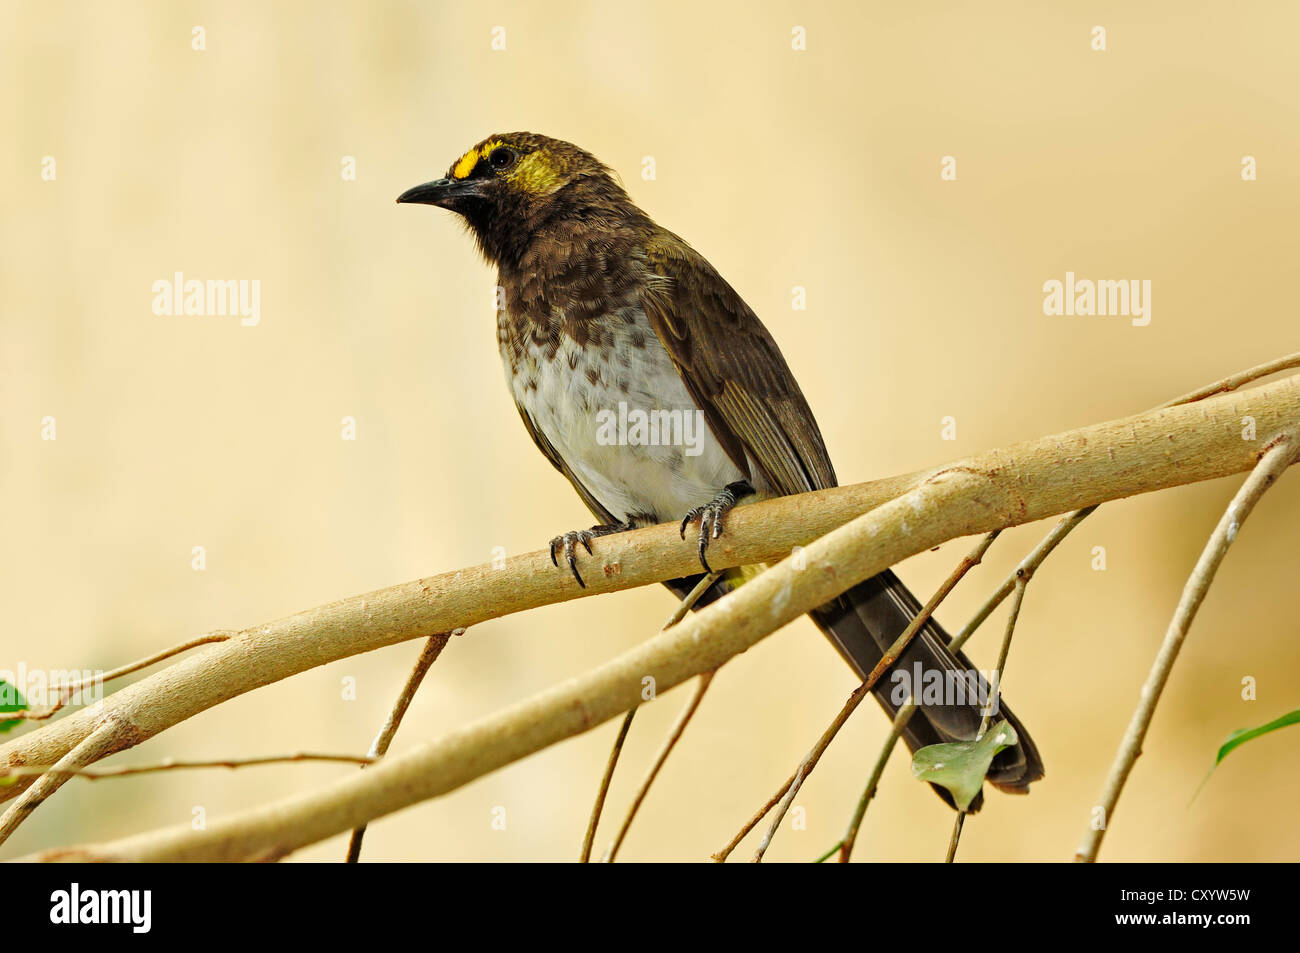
(451, 147, 480, 180)
(452, 138, 507, 179)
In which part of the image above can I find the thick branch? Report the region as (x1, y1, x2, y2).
(0, 472, 923, 811)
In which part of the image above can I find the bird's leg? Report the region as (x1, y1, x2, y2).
(549, 522, 635, 589)
(679, 481, 755, 573)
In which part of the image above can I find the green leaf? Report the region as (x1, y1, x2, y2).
(1215, 708, 1300, 766)
(0, 679, 26, 734)
(911, 720, 1018, 811)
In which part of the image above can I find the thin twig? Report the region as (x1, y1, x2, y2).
(746, 532, 1001, 862)
(0, 720, 126, 844)
(345, 630, 457, 863)
(982, 573, 1029, 734)
(1, 751, 376, 780)
(602, 670, 716, 862)
(1075, 427, 1300, 863)
(10, 632, 234, 722)
(1162, 351, 1300, 406)
(580, 572, 718, 862)
(945, 814, 966, 862)
(712, 775, 794, 862)
(946, 570, 1029, 862)
(580, 710, 636, 862)
(952, 509, 1094, 648)
(836, 698, 913, 862)
(812, 841, 842, 863)
(663, 574, 723, 630)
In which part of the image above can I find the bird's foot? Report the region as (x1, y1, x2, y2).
(549, 523, 633, 589)
(679, 481, 754, 573)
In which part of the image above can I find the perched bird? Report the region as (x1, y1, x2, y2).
(398, 132, 1043, 806)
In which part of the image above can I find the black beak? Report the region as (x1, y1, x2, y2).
(396, 177, 485, 209)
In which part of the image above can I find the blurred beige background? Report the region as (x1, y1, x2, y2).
(3, 0, 1298, 862)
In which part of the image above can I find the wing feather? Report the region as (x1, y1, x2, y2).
(639, 233, 837, 496)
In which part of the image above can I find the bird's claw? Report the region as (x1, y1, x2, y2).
(679, 482, 752, 574)
(547, 523, 631, 588)
(549, 529, 597, 588)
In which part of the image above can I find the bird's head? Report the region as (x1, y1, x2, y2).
(397, 132, 635, 266)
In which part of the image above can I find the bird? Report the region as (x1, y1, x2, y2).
(398, 132, 1043, 807)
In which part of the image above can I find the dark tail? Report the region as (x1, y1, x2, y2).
(809, 569, 1044, 810)
(666, 567, 1044, 811)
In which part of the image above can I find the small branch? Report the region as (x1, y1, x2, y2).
(953, 509, 1094, 648)
(946, 570, 1029, 862)
(1, 751, 376, 780)
(749, 531, 1001, 862)
(580, 572, 718, 862)
(345, 630, 457, 863)
(602, 670, 716, 862)
(0, 720, 126, 844)
(711, 775, 794, 862)
(945, 814, 966, 863)
(983, 573, 1029, 732)
(812, 841, 842, 863)
(1163, 351, 1300, 406)
(837, 699, 913, 862)
(1074, 428, 1300, 863)
(580, 710, 636, 862)
(9, 632, 234, 722)
(663, 574, 723, 631)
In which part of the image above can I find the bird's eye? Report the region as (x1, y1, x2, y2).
(489, 147, 516, 171)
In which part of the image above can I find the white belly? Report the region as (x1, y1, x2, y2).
(505, 312, 746, 523)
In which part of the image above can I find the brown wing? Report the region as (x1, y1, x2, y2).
(513, 403, 619, 526)
(639, 231, 838, 496)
